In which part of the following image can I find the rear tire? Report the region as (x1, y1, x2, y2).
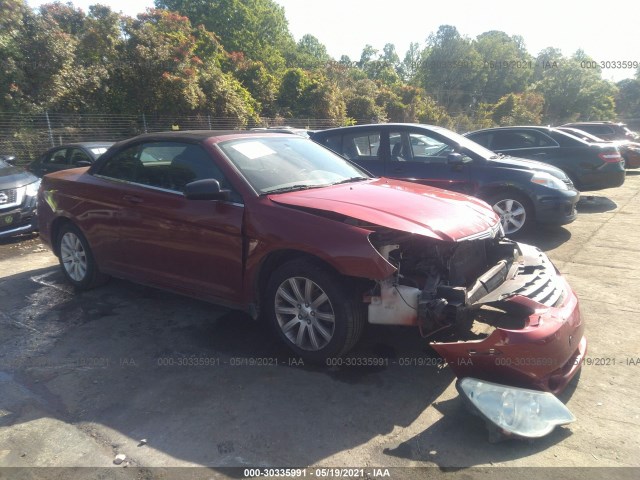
(56, 223, 109, 290)
(264, 259, 365, 364)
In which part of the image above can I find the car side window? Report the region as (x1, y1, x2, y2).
(407, 132, 451, 163)
(534, 132, 559, 147)
(97, 142, 241, 202)
(44, 148, 69, 166)
(582, 125, 611, 136)
(492, 131, 537, 149)
(342, 131, 381, 161)
(69, 148, 92, 166)
(468, 133, 491, 148)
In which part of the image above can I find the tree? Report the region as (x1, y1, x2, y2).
(155, 0, 295, 73)
(474, 31, 533, 103)
(276, 68, 310, 117)
(343, 79, 387, 122)
(532, 50, 617, 123)
(120, 9, 206, 113)
(419, 25, 487, 113)
(0, 1, 79, 112)
(288, 34, 331, 71)
(480, 92, 545, 126)
(230, 55, 279, 116)
(615, 78, 640, 121)
(399, 42, 422, 82)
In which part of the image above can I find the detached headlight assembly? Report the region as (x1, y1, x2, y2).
(530, 171, 568, 190)
(457, 378, 575, 439)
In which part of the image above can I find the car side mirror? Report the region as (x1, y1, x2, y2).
(184, 179, 230, 201)
(447, 153, 470, 165)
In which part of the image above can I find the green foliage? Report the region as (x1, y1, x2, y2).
(479, 92, 544, 126)
(0, 3, 631, 128)
(616, 78, 640, 120)
(531, 50, 617, 123)
(288, 34, 331, 71)
(474, 31, 533, 102)
(155, 0, 294, 73)
(419, 25, 487, 113)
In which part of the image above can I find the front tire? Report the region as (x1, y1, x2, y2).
(57, 223, 108, 290)
(264, 259, 364, 364)
(487, 191, 533, 237)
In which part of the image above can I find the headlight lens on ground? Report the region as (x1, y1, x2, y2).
(530, 172, 568, 190)
(457, 377, 575, 438)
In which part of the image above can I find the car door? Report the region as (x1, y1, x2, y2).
(382, 126, 473, 194)
(38, 147, 71, 175)
(95, 141, 245, 303)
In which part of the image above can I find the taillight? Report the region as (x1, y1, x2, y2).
(598, 152, 622, 163)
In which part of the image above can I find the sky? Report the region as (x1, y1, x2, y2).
(26, 0, 640, 83)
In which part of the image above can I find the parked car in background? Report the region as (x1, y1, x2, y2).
(560, 121, 639, 142)
(465, 126, 625, 191)
(311, 124, 579, 236)
(28, 142, 114, 177)
(556, 126, 640, 169)
(250, 126, 311, 138)
(0, 155, 17, 165)
(0, 156, 40, 238)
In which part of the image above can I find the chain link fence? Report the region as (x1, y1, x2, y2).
(2, 112, 638, 167)
(0, 112, 346, 166)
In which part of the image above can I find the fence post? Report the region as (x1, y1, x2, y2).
(45, 111, 55, 147)
(142, 113, 148, 134)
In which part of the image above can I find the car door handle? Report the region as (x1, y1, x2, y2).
(123, 195, 143, 204)
(532, 152, 547, 157)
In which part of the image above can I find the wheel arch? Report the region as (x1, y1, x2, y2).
(252, 249, 369, 320)
(50, 216, 75, 257)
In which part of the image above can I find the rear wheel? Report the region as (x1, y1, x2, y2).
(57, 223, 108, 290)
(486, 191, 533, 237)
(265, 259, 364, 364)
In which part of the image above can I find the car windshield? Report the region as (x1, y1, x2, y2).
(218, 136, 370, 194)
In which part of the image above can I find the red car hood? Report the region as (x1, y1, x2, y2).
(269, 178, 500, 242)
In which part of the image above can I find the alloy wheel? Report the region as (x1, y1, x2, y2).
(60, 231, 88, 282)
(274, 276, 336, 351)
(493, 198, 527, 235)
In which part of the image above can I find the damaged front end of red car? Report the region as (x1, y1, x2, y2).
(364, 227, 585, 440)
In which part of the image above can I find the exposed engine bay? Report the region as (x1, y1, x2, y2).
(366, 229, 564, 338)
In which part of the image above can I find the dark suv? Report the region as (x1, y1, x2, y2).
(465, 126, 626, 191)
(311, 124, 579, 236)
(560, 121, 639, 142)
(0, 157, 40, 238)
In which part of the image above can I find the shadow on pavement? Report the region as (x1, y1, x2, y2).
(0, 267, 463, 467)
(516, 225, 572, 251)
(383, 396, 572, 468)
(576, 196, 617, 214)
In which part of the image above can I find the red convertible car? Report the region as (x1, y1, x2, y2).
(38, 131, 586, 438)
